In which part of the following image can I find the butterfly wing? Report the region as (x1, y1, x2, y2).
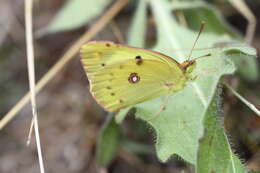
(80, 41, 186, 112)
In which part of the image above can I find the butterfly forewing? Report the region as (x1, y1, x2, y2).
(80, 41, 186, 112)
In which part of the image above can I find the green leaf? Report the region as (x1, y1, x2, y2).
(96, 114, 121, 166)
(116, 0, 257, 165)
(127, 0, 148, 47)
(135, 0, 235, 163)
(117, 0, 257, 164)
(223, 43, 258, 81)
(173, 1, 241, 37)
(45, 0, 112, 33)
(196, 89, 246, 173)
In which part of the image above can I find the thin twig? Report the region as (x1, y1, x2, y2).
(229, 0, 256, 44)
(26, 116, 35, 145)
(224, 82, 260, 116)
(0, 0, 129, 130)
(25, 0, 45, 172)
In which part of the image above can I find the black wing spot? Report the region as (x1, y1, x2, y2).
(106, 86, 112, 89)
(119, 99, 124, 103)
(135, 55, 143, 65)
(106, 43, 111, 47)
(128, 73, 140, 84)
(111, 93, 115, 96)
(101, 63, 105, 66)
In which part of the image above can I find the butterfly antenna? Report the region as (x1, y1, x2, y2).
(193, 53, 212, 61)
(187, 21, 206, 60)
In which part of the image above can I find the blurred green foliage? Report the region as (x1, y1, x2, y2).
(46, 0, 113, 33)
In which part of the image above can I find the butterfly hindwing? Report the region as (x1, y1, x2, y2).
(80, 41, 186, 112)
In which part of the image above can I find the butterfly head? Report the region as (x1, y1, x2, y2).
(180, 60, 196, 80)
(181, 53, 212, 80)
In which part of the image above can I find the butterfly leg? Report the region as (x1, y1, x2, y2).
(146, 96, 170, 121)
(193, 68, 217, 78)
(189, 67, 217, 81)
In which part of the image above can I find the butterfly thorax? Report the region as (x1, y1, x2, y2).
(161, 60, 196, 94)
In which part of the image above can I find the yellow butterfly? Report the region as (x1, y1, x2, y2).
(80, 41, 202, 112)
